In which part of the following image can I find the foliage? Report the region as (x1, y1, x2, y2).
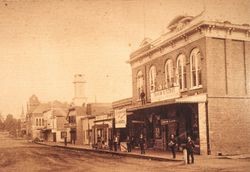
(0, 114, 21, 136)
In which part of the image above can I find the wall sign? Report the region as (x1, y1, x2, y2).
(115, 108, 127, 128)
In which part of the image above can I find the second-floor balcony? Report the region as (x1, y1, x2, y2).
(150, 86, 181, 103)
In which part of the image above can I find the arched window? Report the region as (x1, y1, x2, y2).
(36, 118, 38, 126)
(190, 48, 202, 88)
(136, 70, 144, 98)
(176, 54, 187, 90)
(165, 59, 174, 88)
(39, 118, 41, 126)
(149, 66, 156, 92)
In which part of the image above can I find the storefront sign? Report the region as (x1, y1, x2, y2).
(115, 108, 127, 128)
(161, 119, 177, 125)
(150, 86, 180, 102)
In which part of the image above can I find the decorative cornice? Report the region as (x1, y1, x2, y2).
(129, 21, 250, 67)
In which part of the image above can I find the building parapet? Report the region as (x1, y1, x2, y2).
(112, 97, 133, 109)
(129, 14, 250, 66)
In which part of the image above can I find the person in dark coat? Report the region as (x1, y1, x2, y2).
(126, 136, 132, 152)
(108, 138, 113, 151)
(168, 134, 177, 159)
(64, 136, 67, 146)
(114, 135, 118, 152)
(139, 134, 145, 154)
(186, 136, 195, 164)
(140, 90, 146, 105)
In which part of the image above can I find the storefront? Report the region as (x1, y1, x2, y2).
(127, 102, 200, 153)
(92, 114, 113, 148)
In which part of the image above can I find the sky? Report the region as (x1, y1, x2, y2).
(0, 0, 249, 118)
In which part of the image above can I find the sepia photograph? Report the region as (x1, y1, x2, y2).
(0, 0, 250, 171)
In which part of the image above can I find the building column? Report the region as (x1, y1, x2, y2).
(198, 102, 208, 155)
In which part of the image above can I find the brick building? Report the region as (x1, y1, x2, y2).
(125, 12, 250, 155)
(26, 95, 50, 140)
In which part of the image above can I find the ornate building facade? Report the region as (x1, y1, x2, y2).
(125, 12, 250, 155)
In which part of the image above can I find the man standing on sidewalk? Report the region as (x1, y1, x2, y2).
(126, 136, 132, 152)
(168, 134, 177, 159)
(139, 134, 145, 154)
(64, 136, 67, 146)
(114, 135, 118, 152)
(186, 136, 195, 164)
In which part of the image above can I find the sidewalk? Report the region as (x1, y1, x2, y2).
(34, 141, 250, 163)
(35, 141, 185, 162)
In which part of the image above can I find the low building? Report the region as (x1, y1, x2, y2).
(26, 95, 50, 140)
(82, 103, 112, 147)
(65, 106, 86, 145)
(42, 101, 70, 142)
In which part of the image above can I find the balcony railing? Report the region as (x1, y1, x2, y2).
(150, 86, 181, 103)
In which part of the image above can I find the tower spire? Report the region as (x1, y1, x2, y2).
(72, 74, 87, 106)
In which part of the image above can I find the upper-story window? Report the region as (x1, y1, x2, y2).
(165, 59, 174, 88)
(190, 48, 202, 88)
(42, 119, 44, 126)
(176, 54, 187, 90)
(136, 70, 144, 98)
(36, 118, 38, 126)
(69, 116, 76, 123)
(39, 118, 41, 126)
(149, 66, 156, 92)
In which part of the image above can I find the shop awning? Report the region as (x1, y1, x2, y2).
(127, 94, 207, 112)
(127, 99, 176, 112)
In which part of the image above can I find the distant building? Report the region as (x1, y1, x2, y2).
(85, 103, 112, 147)
(66, 106, 86, 145)
(42, 101, 70, 142)
(26, 95, 49, 139)
(113, 12, 250, 155)
(26, 95, 69, 141)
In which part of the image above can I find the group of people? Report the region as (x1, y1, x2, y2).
(99, 133, 195, 164)
(107, 134, 145, 154)
(168, 134, 195, 164)
(107, 135, 120, 151)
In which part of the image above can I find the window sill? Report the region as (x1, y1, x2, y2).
(180, 88, 188, 93)
(189, 85, 203, 90)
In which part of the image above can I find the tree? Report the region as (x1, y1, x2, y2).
(0, 120, 4, 131)
(0, 113, 4, 131)
(4, 114, 18, 136)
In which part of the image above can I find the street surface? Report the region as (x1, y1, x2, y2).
(0, 132, 249, 172)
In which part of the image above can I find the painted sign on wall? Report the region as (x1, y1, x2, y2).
(115, 108, 127, 128)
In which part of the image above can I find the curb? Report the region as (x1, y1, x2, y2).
(34, 142, 183, 162)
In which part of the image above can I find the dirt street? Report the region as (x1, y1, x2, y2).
(0, 132, 249, 172)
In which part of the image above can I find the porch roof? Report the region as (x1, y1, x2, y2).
(127, 93, 207, 112)
(127, 99, 176, 112)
